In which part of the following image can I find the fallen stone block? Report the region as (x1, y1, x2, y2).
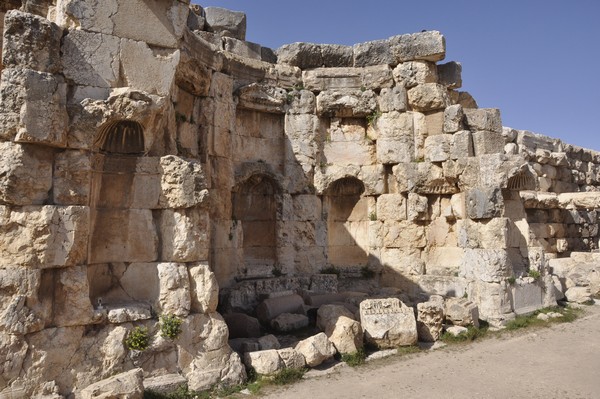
(360, 298, 418, 348)
(277, 348, 306, 369)
(258, 334, 281, 350)
(79, 368, 143, 399)
(565, 286, 592, 304)
(327, 316, 363, 354)
(445, 325, 468, 337)
(224, 313, 262, 339)
(417, 301, 444, 342)
(143, 374, 187, 395)
(445, 298, 479, 328)
(256, 294, 304, 323)
(271, 313, 309, 332)
(294, 332, 337, 367)
(316, 304, 355, 333)
(243, 349, 283, 375)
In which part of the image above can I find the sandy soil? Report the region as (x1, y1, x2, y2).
(260, 304, 600, 399)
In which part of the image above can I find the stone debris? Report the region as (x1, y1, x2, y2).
(445, 326, 468, 337)
(0, 1, 599, 396)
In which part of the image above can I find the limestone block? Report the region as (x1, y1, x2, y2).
(157, 263, 191, 317)
(53, 266, 94, 327)
(376, 194, 407, 221)
(236, 83, 287, 114)
(175, 49, 212, 97)
(393, 161, 458, 195)
(54, 0, 117, 34)
(256, 294, 304, 323)
(408, 192, 429, 222)
(443, 104, 464, 133)
(224, 37, 262, 60)
(565, 286, 592, 304)
(79, 368, 144, 399)
(0, 333, 28, 391)
(461, 248, 512, 283)
(463, 108, 502, 133)
(258, 334, 281, 350)
(316, 304, 355, 333)
(120, 39, 180, 95)
(378, 86, 407, 113)
(390, 31, 446, 63)
(205, 7, 246, 40)
(0, 142, 53, 205)
(189, 262, 219, 314)
(407, 83, 449, 112)
(271, 313, 309, 332)
(316, 89, 377, 117)
(319, 44, 354, 67)
(159, 155, 208, 209)
(62, 30, 120, 88)
(450, 130, 473, 159)
(328, 316, 363, 354)
(510, 280, 543, 315)
(293, 195, 322, 221)
(0, 205, 88, 268)
(417, 301, 444, 342)
(89, 208, 157, 264)
(0, 68, 68, 145)
(425, 247, 464, 276)
(451, 193, 466, 219)
(437, 61, 462, 88)
(0, 266, 45, 334)
(2, 10, 62, 73)
(353, 38, 394, 67)
(286, 90, 316, 114)
(468, 281, 514, 326)
(466, 187, 503, 219)
(182, 348, 246, 392)
(244, 350, 283, 375)
(276, 42, 323, 69)
(382, 220, 426, 248)
(424, 134, 452, 162)
(160, 209, 209, 263)
(472, 130, 505, 155)
(374, 111, 414, 164)
(107, 304, 152, 323)
(445, 298, 479, 327)
(392, 61, 438, 88)
(53, 150, 91, 206)
(186, 4, 205, 31)
(294, 333, 337, 367)
(303, 65, 393, 91)
(224, 313, 261, 339)
(277, 348, 306, 369)
(360, 298, 417, 348)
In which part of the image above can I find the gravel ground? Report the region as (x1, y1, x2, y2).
(259, 304, 600, 399)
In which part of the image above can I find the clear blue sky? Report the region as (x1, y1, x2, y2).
(196, 1, 600, 151)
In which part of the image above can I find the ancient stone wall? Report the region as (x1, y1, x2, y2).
(1, 1, 599, 396)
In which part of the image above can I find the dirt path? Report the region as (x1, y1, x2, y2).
(261, 305, 600, 399)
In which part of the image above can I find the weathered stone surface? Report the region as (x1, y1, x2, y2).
(0, 266, 46, 334)
(79, 368, 143, 399)
(205, 7, 247, 40)
(353, 39, 394, 67)
(446, 325, 468, 336)
(466, 188, 503, 219)
(160, 209, 209, 263)
(316, 304, 355, 333)
(276, 42, 323, 69)
(189, 262, 219, 314)
(424, 134, 452, 162)
(0, 68, 68, 145)
(390, 31, 446, 63)
(392, 61, 438, 88)
(256, 294, 304, 323)
(2, 10, 62, 73)
(224, 37, 262, 60)
(565, 286, 592, 304)
(258, 334, 281, 350)
(157, 263, 191, 317)
(378, 86, 407, 112)
(0, 142, 53, 205)
(376, 194, 407, 221)
(461, 248, 512, 284)
(437, 61, 462, 88)
(0, 205, 89, 268)
(360, 298, 417, 348)
(464, 108, 502, 133)
(62, 30, 120, 89)
(444, 104, 464, 133)
(445, 298, 480, 327)
(277, 347, 306, 369)
(303, 66, 393, 91)
(472, 130, 505, 155)
(374, 111, 414, 164)
(243, 349, 283, 375)
(294, 332, 336, 367)
(159, 155, 209, 209)
(143, 374, 187, 396)
(407, 83, 450, 112)
(237, 83, 287, 113)
(327, 316, 363, 354)
(450, 131, 473, 159)
(316, 89, 377, 117)
(271, 313, 309, 332)
(417, 301, 444, 342)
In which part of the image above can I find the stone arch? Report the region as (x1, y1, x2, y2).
(324, 177, 370, 269)
(232, 173, 281, 277)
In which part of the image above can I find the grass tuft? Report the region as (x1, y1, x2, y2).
(341, 349, 366, 367)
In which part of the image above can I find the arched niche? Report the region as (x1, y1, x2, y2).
(232, 174, 280, 277)
(324, 177, 370, 268)
(94, 119, 145, 155)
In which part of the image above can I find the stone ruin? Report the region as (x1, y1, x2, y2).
(1, 0, 599, 397)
